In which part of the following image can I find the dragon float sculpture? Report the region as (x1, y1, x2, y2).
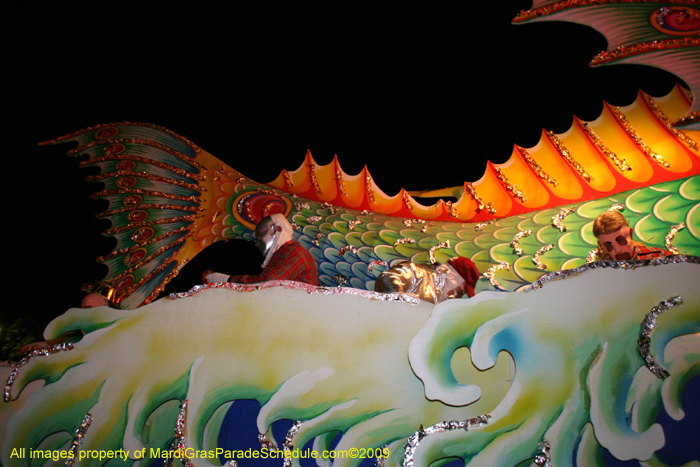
(2, 2, 700, 467)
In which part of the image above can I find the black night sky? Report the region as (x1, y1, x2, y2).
(2, 3, 682, 334)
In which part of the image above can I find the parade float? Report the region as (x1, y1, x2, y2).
(2, 2, 700, 467)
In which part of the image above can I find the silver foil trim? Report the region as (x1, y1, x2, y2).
(368, 260, 389, 273)
(321, 202, 338, 214)
(283, 421, 303, 467)
(258, 432, 278, 451)
(484, 261, 511, 289)
(510, 230, 532, 256)
(65, 413, 93, 467)
(294, 202, 310, 212)
(332, 274, 348, 287)
(533, 244, 554, 270)
(165, 400, 192, 467)
(168, 280, 423, 305)
(608, 203, 625, 212)
(475, 220, 494, 231)
(586, 248, 599, 264)
(552, 207, 575, 232)
(639, 296, 683, 379)
(524, 256, 699, 292)
(5, 343, 75, 402)
(348, 220, 362, 230)
(665, 222, 685, 254)
(402, 415, 490, 467)
(394, 238, 417, 248)
(429, 241, 451, 264)
(534, 439, 553, 467)
(312, 233, 325, 246)
(404, 219, 426, 227)
(375, 445, 389, 467)
(306, 216, 322, 224)
(339, 244, 358, 256)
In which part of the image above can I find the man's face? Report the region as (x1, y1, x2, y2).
(254, 220, 277, 255)
(597, 227, 635, 261)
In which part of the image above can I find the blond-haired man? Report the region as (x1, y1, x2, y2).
(592, 211, 670, 261)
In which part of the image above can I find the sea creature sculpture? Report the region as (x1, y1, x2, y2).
(3, 4, 700, 466)
(39, 84, 700, 308)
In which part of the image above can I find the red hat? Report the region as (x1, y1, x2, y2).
(447, 257, 480, 298)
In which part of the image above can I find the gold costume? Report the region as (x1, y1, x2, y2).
(374, 262, 452, 304)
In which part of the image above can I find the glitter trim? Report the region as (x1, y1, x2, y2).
(91, 188, 205, 205)
(665, 222, 686, 254)
(493, 166, 527, 203)
(394, 238, 417, 248)
(97, 226, 191, 262)
(402, 191, 416, 214)
(518, 147, 558, 187)
(168, 281, 423, 305)
(365, 170, 376, 204)
(312, 233, 325, 246)
(515, 1, 700, 21)
(644, 96, 698, 151)
(282, 169, 294, 188)
(608, 203, 625, 212)
(332, 275, 348, 287)
(639, 296, 683, 379)
(475, 220, 494, 231)
(552, 207, 576, 232)
(402, 415, 490, 467)
(534, 439, 552, 467)
(368, 260, 388, 273)
(322, 202, 338, 214)
(586, 248, 599, 264)
(484, 262, 511, 289)
(533, 244, 555, 270)
(65, 414, 93, 467)
(102, 213, 203, 236)
(5, 343, 75, 402)
(96, 204, 204, 220)
(143, 258, 190, 307)
(375, 445, 389, 467)
(165, 400, 192, 467)
(465, 182, 496, 215)
(580, 123, 631, 172)
(86, 171, 205, 192)
(592, 37, 700, 65)
(282, 421, 303, 467)
(294, 202, 310, 212)
(445, 201, 461, 219)
(348, 220, 362, 230)
(309, 163, 322, 194)
(335, 169, 348, 195)
(511, 230, 532, 256)
(404, 219, 426, 227)
(306, 216, 322, 224)
(339, 244, 358, 257)
(611, 106, 670, 168)
(46, 122, 204, 159)
(547, 132, 593, 182)
(80, 152, 206, 181)
(429, 240, 451, 264)
(675, 111, 700, 127)
(524, 256, 699, 292)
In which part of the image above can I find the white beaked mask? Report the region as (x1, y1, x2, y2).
(261, 213, 294, 268)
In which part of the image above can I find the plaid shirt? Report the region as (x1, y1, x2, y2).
(634, 244, 671, 260)
(229, 240, 318, 285)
